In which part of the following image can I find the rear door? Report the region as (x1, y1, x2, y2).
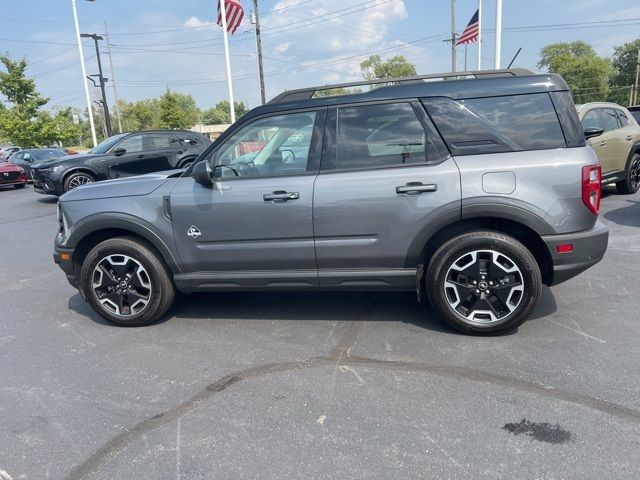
(596, 107, 625, 173)
(144, 133, 178, 171)
(313, 101, 460, 289)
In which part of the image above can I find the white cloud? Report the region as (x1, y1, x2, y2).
(275, 42, 291, 53)
(183, 16, 215, 28)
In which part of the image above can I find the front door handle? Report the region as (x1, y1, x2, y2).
(396, 182, 438, 195)
(138, 154, 145, 159)
(263, 191, 300, 202)
(600, 141, 607, 147)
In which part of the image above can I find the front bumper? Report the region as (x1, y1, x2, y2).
(32, 169, 63, 196)
(542, 220, 609, 286)
(54, 233, 79, 289)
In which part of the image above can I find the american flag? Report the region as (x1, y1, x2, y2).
(217, 0, 245, 34)
(456, 9, 479, 45)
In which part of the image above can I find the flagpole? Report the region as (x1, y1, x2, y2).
(494, 0, 502, 69)
(219, 0, 236, 123)
(477, 0, 482, 70)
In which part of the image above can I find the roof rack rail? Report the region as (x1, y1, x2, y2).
(268, 68, 535, 104)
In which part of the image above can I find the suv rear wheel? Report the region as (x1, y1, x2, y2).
(80, 237, 175, 326)
(616, 152, 640, 194)
(426, 231, 541, 335)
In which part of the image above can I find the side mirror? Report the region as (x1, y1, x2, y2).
(584, 128, 604, 140)
(192, 160, 212, 186)
(280, 149, 295, 162)
(113, 147, 126, 156)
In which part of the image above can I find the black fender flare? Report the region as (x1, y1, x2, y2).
(66, 212, 183, 274)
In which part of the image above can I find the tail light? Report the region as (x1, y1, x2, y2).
(582, 165, 601, 216)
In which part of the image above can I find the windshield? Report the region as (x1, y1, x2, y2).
(88, 133, 127, 154)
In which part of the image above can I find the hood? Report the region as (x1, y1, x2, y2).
(0, 161, 22, 172)
(60, 169, 182, 202)
(32, 152, 102, 169)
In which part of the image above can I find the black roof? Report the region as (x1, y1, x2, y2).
(250, 69, 569, 118)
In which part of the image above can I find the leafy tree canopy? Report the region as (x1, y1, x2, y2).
(360, 54, 417, 80)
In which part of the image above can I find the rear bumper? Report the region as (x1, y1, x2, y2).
(542, 220, 609, 286)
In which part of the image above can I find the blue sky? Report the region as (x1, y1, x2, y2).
(1, 0, 640, 112)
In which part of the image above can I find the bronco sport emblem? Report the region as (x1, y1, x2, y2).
(187, 226, 201, 238)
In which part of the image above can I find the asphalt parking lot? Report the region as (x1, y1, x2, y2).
(0, 185, 639, 479)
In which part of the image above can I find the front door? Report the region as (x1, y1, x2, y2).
(313, 101, 461, 289)
(108, 133, 147, 178)
(169, 108, 325, 288)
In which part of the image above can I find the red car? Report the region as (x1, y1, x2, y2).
(0, 160, 28, 189)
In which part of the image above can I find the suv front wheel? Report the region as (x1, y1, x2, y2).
(80, 237, 175, 326)
(426, 231, 541, 335)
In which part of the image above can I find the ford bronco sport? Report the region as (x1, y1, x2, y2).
(53, 69, 609, 335)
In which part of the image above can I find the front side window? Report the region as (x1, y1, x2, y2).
(424, 93, 566, 155)
(214, 111, 317, 177)
(616, 109, 630, 127)
(581, 109, 600, 130)
(116, 135, 144, 153)
(334, 103, 434, 170)
(598, 108, 621, 132)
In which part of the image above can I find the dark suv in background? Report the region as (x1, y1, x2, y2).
(32, 130, 210, 195)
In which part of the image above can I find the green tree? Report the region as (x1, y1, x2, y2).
(609, 38, 640, 105)
(0, 54, 49, 146)
(537, 41, 611, 103)
(360, 54, 417, 80)
(201, 100, 247, 124)
(158, 90, 191, 129)
(538, 41, 597, 70)
(313, 87, 361, 97)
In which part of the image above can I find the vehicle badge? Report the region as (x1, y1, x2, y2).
(187, 225, 202, 238)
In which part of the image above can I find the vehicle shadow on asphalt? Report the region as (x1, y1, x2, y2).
(603, 199, 640, 227)
(37, 196, 57, 204)
(67, 286, 557, 335)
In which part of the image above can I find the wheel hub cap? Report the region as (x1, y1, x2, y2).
(444, 249, 525, 324)
(91, 254, 152, 317)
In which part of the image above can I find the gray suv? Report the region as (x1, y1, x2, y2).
(53, 69, 608, 335)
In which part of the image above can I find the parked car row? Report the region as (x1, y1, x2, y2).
(0, 130, 211, 195)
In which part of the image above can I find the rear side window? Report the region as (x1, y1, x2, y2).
(581, 109, 600, 130)
(629, 110, 640, 124)
(423, 93, 566, 155)
(147, 134, 173, 150)
(597, 108, 621, 131)
(334, 102, 443, 170)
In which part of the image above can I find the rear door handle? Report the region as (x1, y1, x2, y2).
(263, 191, 300, 202)
(626, 136, 634, 141)
(138, 154, 145, 159)
(600, 141, 607, 147)
(396, 182, 437, 195)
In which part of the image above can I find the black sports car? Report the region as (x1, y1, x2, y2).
(31, 130, 211, 196)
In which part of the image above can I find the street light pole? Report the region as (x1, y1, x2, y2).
(82, 33, 112, 137)
(71, 0, 97, 146)
(251, 0, 266, 105)
(104, 22, 123, 133)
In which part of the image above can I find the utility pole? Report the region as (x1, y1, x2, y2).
(252, 0, 266, 105)
(634, 47, 640, 106)
(104, 22, 122, 133)
(451, 0, 457, 73)
(82, 33, 112, 137)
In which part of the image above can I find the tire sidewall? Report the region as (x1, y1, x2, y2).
(80, 239, 169, 326)
(64, 172, 94, 193)
(426, 233, 541, 335)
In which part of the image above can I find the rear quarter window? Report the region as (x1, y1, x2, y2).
(423, 93, 567, 155)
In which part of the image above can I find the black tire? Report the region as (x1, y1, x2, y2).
(80, 237, 175, 327)
(425, 231, 541, 335)
(616, 152, 640, 194)
(179, 158, 195, 169)
(13, 184, 26, 189)
(63, 172, 94, 192)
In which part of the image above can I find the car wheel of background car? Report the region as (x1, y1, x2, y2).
(64, 172, 95, 192)
(616, 152, 640, 194)
(179, 158, 195, 169)
(80, 237, 175, 327)
(13, 184, 26, 189)
(425, 231, 541, 335)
